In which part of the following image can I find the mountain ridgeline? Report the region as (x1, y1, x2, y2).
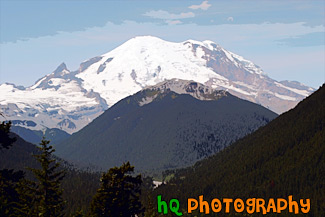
(153, 84, 325, 216)
(10, 126, 70, 145)
(0, 36, 314, 134)
(56, 80, 277, 174)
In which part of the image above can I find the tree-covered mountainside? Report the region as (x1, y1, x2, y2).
(56, 86, 277, 175)
(153, 84, 325, 216)
(0, 132, 100, 216)
(0, 132, 41, 172)
(0, 129, 150, 216)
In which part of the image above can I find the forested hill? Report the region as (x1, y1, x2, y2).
(154, 84, 325, 217)
(56, 83, 277, 175)
(0, 132, 41, 172)
(0, 133, 100, 216)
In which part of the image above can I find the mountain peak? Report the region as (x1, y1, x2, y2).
(30, 62, 71, 89)
(127, 36, 221, 52)
(53, 62, 68, 75)
(132, 35, 164, 41)
(76, 36, 314, 113)
(183, 39, 220, 50)
(0, 36, 315, 134)
(123, 35, 166, 46)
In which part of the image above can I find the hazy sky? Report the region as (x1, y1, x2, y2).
(0, 0, 324, 88)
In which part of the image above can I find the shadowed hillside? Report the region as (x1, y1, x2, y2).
(56, 82, 277, 175)
(153, 84, 325, 216)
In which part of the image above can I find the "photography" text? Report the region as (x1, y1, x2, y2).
(157, 195, 310, 216)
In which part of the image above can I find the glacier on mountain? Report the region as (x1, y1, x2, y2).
(0, 36, 314, 133)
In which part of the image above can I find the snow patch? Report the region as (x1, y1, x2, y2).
(275, 82, 310, 97)
(273, 93, 297, 101)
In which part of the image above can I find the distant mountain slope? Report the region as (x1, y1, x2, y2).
(56, 80, 277, 174)
(0, 132, 41, 172)
(154, 84, 325, 216)
(10, 126, 70, 145)
(0, 36, 313, 133)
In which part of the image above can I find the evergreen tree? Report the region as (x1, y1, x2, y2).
(0, 169, 25, 216)
(0, 118, 36, 216)
(29, 139, 66, 217)
(90, 162, 143, 217)
(0, 118, 26, 216)
(71, 209, 86, 217)
(0, 121, 16, 150)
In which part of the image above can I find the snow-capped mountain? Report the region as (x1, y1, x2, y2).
(0, 63, 107, 133)
(76, 36, 314, 112)
(0, 36, 314, 133)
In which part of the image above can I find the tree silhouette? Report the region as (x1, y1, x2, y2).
(90, 162, 143, 217)
(0, 118, 28, 216)
(0, 121, 16, 150)
(29, 139, 66, 217)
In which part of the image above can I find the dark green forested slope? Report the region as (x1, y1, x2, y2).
(153, 84, 325, 217)
(0, 133, 100, 216)
(57, 89, 277, 175)
(0, 133, 41, 172)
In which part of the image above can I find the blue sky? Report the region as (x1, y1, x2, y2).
(0, 0, 324, 88)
